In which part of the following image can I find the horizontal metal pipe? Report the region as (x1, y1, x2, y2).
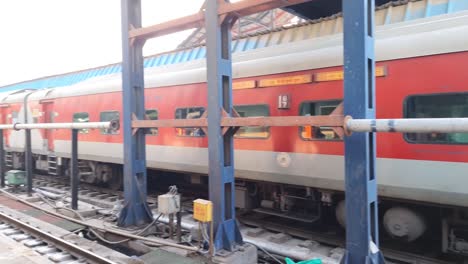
(347, 118, 468, 133)
(0, 120, 119, 130)
(7, 117, 466, 133)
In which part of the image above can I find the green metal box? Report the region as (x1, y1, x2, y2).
(6, 170, 26, 186)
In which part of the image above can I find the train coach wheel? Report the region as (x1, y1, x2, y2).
(96, 163, 122, 191)
(108, 167, 123, 191)
(65, 160, 97, 184)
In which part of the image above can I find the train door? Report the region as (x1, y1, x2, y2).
(41, 102, 55, 151)
(0, 106, 8, 146)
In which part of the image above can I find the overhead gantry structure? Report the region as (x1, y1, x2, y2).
(119, 0, 383, 261)
(118, 0, 468, 263)
(177, 2, 298, 49)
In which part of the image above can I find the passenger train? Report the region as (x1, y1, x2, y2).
(1, 4, 468, 257)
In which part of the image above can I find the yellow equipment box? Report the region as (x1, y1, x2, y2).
(193, 199, 212, 222)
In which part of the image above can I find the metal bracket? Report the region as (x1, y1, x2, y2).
(131, 113, 139, 135)
(330, 102, 345, 139)
(221, 107, 241, 136)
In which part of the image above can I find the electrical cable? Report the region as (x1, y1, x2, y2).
(36, 192, 154, 244)
(0, 189, 198, 251)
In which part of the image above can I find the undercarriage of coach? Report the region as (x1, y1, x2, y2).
(150, 171, 468, 261)
(244, 181, 468, 260)
(5, 151, 123, 190)
(5, 149, 468, 261)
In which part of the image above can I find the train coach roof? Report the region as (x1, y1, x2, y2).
(18, 10, 467, 101)
(0, 0, 467, 93)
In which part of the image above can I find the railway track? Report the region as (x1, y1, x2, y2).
(33, 174, 158, 205)
(0, 210, 117, 264)
(239, 214, 454, 264)
(28, 173, 461, 264)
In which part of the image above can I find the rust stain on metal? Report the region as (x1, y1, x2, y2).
(129, 0, 314, 40)
(133, 115, 345, 128)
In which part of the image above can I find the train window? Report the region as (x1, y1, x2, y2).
(145, 109, 158, 135)
(233, 105, 269, 138)
(73, 112, 89, 134)
(175, 107, 205, 137)
(299, 100, 342, 141)
(11, 111, 18, 124)
(405, 93, 468, 144)
(100, 111, 120, 135)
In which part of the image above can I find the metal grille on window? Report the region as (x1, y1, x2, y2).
(405, 93, 468, 144)
(100, 111, 120, 135)
(73, 112, 89, 134)
(11, 111, 18, 124)
(175, 107, 205, 137)
(234, 105, 269, 138)
(299, 100, 341, 140)
(145, 109, 158, 135)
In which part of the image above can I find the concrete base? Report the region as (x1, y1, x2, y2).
(140, 249, 204, 264)
(212, 244, 258, 264)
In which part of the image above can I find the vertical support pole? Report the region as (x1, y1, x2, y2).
(0, 129, 4, 188)
(342, 0, 384, 263)
(118, 0, 153, 226)
(176, 211, 182, 243)
(25, 129, 33, 196)
(205, 0, 242, 251)
(71, 129, 79, 210)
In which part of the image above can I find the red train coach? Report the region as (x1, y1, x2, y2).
(1, 8, 468, 256)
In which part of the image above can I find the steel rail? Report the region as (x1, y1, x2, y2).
(33, 174, 159, 205)
(0, 189, 198, 251)
(0, 120, 119, 130)
(0, 210, 118, 264)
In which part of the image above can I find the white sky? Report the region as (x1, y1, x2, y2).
(0, 0, 206, 86)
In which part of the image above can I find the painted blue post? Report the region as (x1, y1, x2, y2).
(205, 0, 243, 252)
(342, 0, 385, 263)
(118, 0, 153, 227)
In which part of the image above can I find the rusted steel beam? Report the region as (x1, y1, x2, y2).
(129, 12, 205, 40)
(132, 115, 344, 128)
(129, 0, 312, 40)
(218, 0, 310, 17)
(221, 115, 343, 127)
(132, 119, 208, 128)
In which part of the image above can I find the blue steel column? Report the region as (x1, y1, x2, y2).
(342, 0, 385, 263)
(118, 0, 153, 226)
(205, 0, 242, 251)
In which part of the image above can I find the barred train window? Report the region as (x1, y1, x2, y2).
(73, 112, 89, 134)
(145, 109, 158, 135)
(11, 111, 18, 124)
(299, 100, 342, 141)
(234, 105, 269, 138)
(405, 93, 468, 144)
(100, 111, 119, 135)
(175, 107, 205, 137)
